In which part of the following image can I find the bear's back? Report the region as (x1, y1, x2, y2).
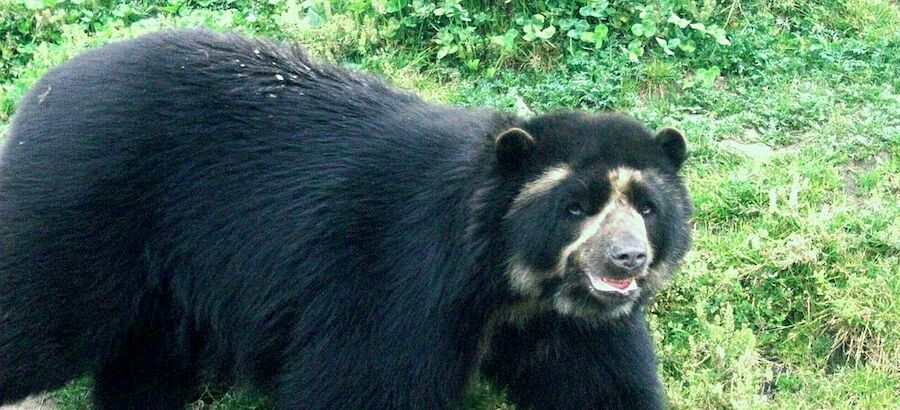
(0, 30, 506, 376)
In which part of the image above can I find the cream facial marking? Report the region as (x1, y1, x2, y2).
(506, 256, 542, 297)
(608, 167, 643, 195)
(552, 293, 577, 315)
(556, 204, 612, 273)
(602, 203, 654, 266)
(579, 203, 653, 294)
(556, 167, 650, 274)
(605, 301, 636, 319)
(509, 165, 571, 213)
(551, 287, 636, 320)
(504, 165, 573, 296)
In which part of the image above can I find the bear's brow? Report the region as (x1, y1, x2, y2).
(506, 165, 572, 214)
(607, 167, 643, 196)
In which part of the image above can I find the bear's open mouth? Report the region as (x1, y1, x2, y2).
(584, 270, 639, 294)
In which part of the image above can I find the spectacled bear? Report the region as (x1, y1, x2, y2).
(0, 29, 691, 409)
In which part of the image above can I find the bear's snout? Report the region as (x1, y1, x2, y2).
(607, 241, 648, 274)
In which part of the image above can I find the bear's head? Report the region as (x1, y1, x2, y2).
(495, 112, 692, 321)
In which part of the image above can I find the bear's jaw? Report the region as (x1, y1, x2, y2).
(551, 290, 637, 322)
(538, 271, 644, 322)
(503, 257, 649, 322)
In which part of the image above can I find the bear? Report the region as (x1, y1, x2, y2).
(0, 29, 692, 409)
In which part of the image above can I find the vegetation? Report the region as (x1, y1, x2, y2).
(1, 0, 898, 408)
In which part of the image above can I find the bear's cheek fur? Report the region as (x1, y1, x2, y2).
(509, 210, 574, 272)
(502, 201, 576, 297)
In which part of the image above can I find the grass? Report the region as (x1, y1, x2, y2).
(1, 0, 898, 409)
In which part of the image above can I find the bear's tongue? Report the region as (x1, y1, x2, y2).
(586, 272, 638, 293)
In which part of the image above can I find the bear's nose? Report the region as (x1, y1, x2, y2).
(609, 246, 647, 272)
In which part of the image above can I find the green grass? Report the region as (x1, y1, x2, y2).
(2, 1, 899, 409)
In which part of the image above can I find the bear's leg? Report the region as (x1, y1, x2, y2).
(275, 336, 468, 410)
(92, 331, 197, 410)
(482, 312, 663, 410)
(0, 319, 81, 405)
(91, 305, 198, 410)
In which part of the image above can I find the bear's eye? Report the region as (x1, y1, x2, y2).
(638, 202, 656, 216)
(566, 203, 585, 217)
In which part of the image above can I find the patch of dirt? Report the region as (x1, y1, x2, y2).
(719, 139, 777, 163)
(841, 151, 889, 200)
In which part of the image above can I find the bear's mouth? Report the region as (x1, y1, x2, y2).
(584, 269, 640, 295)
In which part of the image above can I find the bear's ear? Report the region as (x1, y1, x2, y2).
(495, 127, 535, 171)
(656, 127, 687, 170)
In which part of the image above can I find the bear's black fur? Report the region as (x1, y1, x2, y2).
(0, 30, 691, 409)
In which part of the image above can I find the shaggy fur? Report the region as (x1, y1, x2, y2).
(0, 30, 691, 409)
